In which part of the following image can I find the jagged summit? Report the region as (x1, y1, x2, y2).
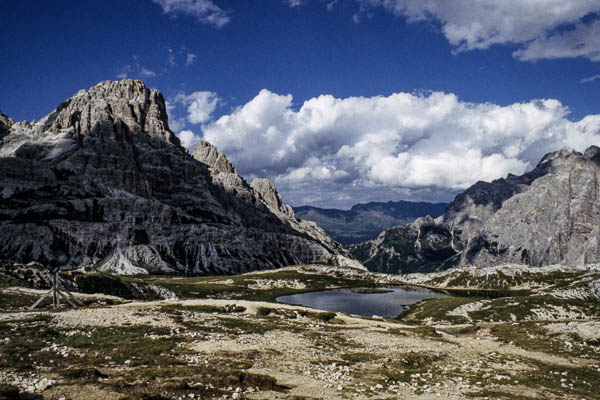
(193, 140, 236, 174)
(48, 79, 178, 144)
(1, 80, 180, 161)
(0, 80, 349, 274)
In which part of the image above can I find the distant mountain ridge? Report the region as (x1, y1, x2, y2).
(350, 146, 600, 274)
(293, 200, 448, 245)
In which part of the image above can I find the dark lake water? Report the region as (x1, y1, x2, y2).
(276, 286, 447, 318)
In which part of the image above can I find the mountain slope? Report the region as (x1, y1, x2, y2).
(293, 200, 448, 245)
(0, 80, 347, 275)
(351, 146, 600, 273)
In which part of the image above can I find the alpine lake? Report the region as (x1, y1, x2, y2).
(277, 286, 448, 317)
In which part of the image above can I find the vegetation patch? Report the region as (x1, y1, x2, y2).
(467, 295, 600, 322)
(490, 322, 599, 358)
(0, 291, 42, 312)
(380, 351, 446, 382)
(0, 384, 43, 400)
(398, 296, 481, 324)
(133, 269, 378, 302)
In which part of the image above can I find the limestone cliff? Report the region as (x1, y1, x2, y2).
(0, 80, 347, 275)
(192, 140, 346, 256)
(351, 146, 600, 273)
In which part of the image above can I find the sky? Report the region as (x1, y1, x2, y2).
(1, 0, 600, 209)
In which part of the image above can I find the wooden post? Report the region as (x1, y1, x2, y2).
(58, 290, 78, 308)
(30, 289, 53, 310)
(31, 266, 81, 310)
(52, 269, 59, 309)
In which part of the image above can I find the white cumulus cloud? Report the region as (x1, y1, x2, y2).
(201, 89, 600, 207)
(152, 0, 230, 27)
(177, 130, 201, 151)
(174, 91, 220, 124)
(354, 0, 600, 61)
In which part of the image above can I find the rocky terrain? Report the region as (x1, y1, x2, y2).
(293, 201, 448, 245)
(1, 263, 599, 400)
(0, 80, 348, 275)
(351, 146, 600, 273)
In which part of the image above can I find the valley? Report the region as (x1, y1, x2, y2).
(1, 80, 600, 400)
(1, 264, 599, 400)
(293, 201, 448, 245)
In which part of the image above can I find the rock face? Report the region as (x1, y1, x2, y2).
(349, 216, 458, 274)
(0, 80, 347, 275)
(351, 147, 600, 273)
(0, 111, 13, 144)
(192, 140, 345, 257)
(294, 201, 448, 245)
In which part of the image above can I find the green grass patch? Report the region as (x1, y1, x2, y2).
(341, 352, 379, 363)
(128, 269, 377, 302)
(0, 291, 43, 312)
(490, 322, 600, 358)
(380, 351, 446, 382)
(398, 296, 481, 324)
(483, 358, 600, 399)
(465, 390, 538, 399)
(467, 295, 600, 322)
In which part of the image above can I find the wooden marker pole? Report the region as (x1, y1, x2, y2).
(52, 269, 58, 308)
(31, 266, 81, 310)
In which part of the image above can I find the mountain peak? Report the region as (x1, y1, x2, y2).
(0, 82, 346, 274)
(38, 79, 178, 146)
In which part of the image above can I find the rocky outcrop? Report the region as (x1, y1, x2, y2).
(351, 146, 600, 273)
(0, 110, 12, 141)
(349, 216, 458, 274)
(193, 140, 235, 174)
(192, 139, 256, 203)
(0, 80, 348, 275)
(251, 178, 296, 220)
(192, 140, 347, 257)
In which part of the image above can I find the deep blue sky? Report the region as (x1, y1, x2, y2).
(1, 0, 600, 208)
(1, 0, 598, 121)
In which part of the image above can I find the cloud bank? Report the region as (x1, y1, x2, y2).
(354, 0, 600, 61)
(198, 89, 600, 207)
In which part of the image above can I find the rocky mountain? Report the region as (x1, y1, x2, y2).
(349, 215, 458, 274)
(293, 200, 448, 245)
(0, 111, 13, 140)
(350, 146, 600, 274)
(0, 80, 349, 275)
